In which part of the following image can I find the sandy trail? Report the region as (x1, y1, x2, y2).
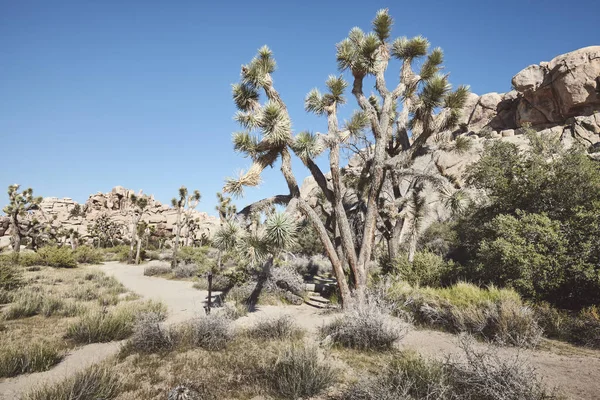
(2, 262, 599, 399)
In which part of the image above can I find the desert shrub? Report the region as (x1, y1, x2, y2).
(220, 302, 249, 320)
(383, 250, 449, 287)
(173, 263, 198, 279)
(41, 296, 82, 317)
(145, 250, 160, 260)
(0, 262, 22, 290)
(124, 312, 173, 353)
(66, 300, 166, 343)
(143, 260, 171, 276)
(195, 274, 234, 291)
(0, 340, 63, 378)
(267, 265, 304, 295)
(342, 340, 557, 400)
(388, 282, 541, 347)
(321, 300, 406, 350)
(177, 246, 213, 273)
(24, 364, 122, 400)
(3, 290, 44, 319)
(568, 306, 600, 348)
(266, 343, 336, 400)
(18, 252, 43, 267)
(73, 245, 104, 264)
(37, 246, 77, 268)
(248, 314, 303, 340)
(192, 313, 233, 350)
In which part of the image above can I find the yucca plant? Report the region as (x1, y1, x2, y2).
(127, 192, 149, 264)
(224, 10, 468, 307)
(171, 187, 201, 267)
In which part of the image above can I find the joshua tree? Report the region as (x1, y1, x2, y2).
(135, 220, 148, 264)
(224, 10, 467, 306)
(2, 184, 42, 254)
(216, 192, 237, 223)
(171, 187, 201, 267)
(128, 193, 149, 264)
(88, 214, 120, 248)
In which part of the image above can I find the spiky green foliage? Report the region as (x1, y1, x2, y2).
(372, 8, 393, 42)
(325, 75, 348, 103)
(213, 220, 242, 252)
(391, 36, 429, 62)
(345, 110, 370, 137)
(265, 212, 297, 250)
(3, 184, 43, 252)
(292, 131, 323, 162)
(241, 45, 277, 88)
(232, 83, 260, 112)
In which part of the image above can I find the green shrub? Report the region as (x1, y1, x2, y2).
(37, 246, 77, 268)
(266, 343, 336, 400)
(66, 301, 166, 343)
(18, 252, 42, 267)
(388, 282, 542, 347)
(177, 246, 214, 273)
(73, 246, 104, 264)
(0, 262, 22, 291)
(0, 340, 63, 378)
(23, 364, 122, 400)
(383, 250, 449, 287)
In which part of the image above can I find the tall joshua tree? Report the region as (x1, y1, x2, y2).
(135, 220, 148, 265)
(171, 187, 201, 267)
(3, 184, 42, 254)
(128, 193, 149, 264)
(224, 10, 468, 307)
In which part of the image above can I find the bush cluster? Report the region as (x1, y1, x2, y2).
(247, 314, 304, 340)
(143, 261, 171, 276)
(37, 246, 77, 268)
(73, 245, 104, 264)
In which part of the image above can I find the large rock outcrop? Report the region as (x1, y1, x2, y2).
(0, 186, 219, 250)
(461, 46, 600, 144)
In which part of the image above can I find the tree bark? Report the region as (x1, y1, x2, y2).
(171, 209, 182, 267)
(9, 214, 20, 254)
(128, 214, 141, 264)
(135, 236, 142, 264)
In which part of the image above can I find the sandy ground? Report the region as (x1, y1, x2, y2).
(1, 261, 600, 399)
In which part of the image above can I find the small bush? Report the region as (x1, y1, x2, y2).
(3, 290, 44, 319)
(66, 301, 167, 343)
(37, 246, 77, 268)
(267, 265, 304, 295)
(143, 261, 171, 276)
(248, 315, 303, 340)
(220, 302, 249, 320)
(321, 300, 406, 350)
(24, 364, 122, 400)
(192, 313, 233, 350)
(73, 245, 104, 264)
(124, 312, 173, 353)
(266, 343, 336, 400)
(173, 263, 198, 279)
(18, 252, 42, 267)
(384, 250, 449, 287)
(0, 340, 63, 378)
(0, 262, 22, 290)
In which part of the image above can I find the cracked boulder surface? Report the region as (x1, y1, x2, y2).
(460, 46, 600, 132)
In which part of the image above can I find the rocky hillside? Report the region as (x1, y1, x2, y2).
(0, 186, 219, 250)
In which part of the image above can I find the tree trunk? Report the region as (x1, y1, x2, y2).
(171, 209, 182, 268)
(9, 214, 21, 254)
(70, 233, 76, 250)
(128, 214, 140, 264)
(388, 217, 405, 261)
(135, 236, 142, 264)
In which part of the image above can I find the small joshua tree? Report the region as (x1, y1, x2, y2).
(171, 187, 201, 267)
(128, 193, 149, 264)
(135, 220, 148, 264)
(2, 184, 42, 254)
(216, 192, 237, 223)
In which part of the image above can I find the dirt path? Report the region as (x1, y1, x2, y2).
(2, 262, 599, 399)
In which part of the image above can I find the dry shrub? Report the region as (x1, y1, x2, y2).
(173, 263, 198, 279)
(124, 312, 173, 353)
(143, 261, 171, 276)
(3, 289, 44, 319)
(220, 302, 249, 320)
(267, 265, 305, 296)
(0, 340, 63, 378)
(73, 245, 104, 264)
(191, 313, 233, 350)
(248, 314, 304, 340)
(321, 299, 407, 350)
(24, 364, 122, 400)
(342, 338, 559, 400)
(266, 343, 337, 400)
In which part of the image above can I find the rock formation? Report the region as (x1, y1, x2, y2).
(0, 186, 219, 250)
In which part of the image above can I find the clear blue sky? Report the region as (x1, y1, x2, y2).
(1, 0, 598, 216)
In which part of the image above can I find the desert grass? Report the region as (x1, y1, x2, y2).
(0, 339, 64, 378)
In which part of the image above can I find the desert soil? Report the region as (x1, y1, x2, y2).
(1, 261, 599, 399)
